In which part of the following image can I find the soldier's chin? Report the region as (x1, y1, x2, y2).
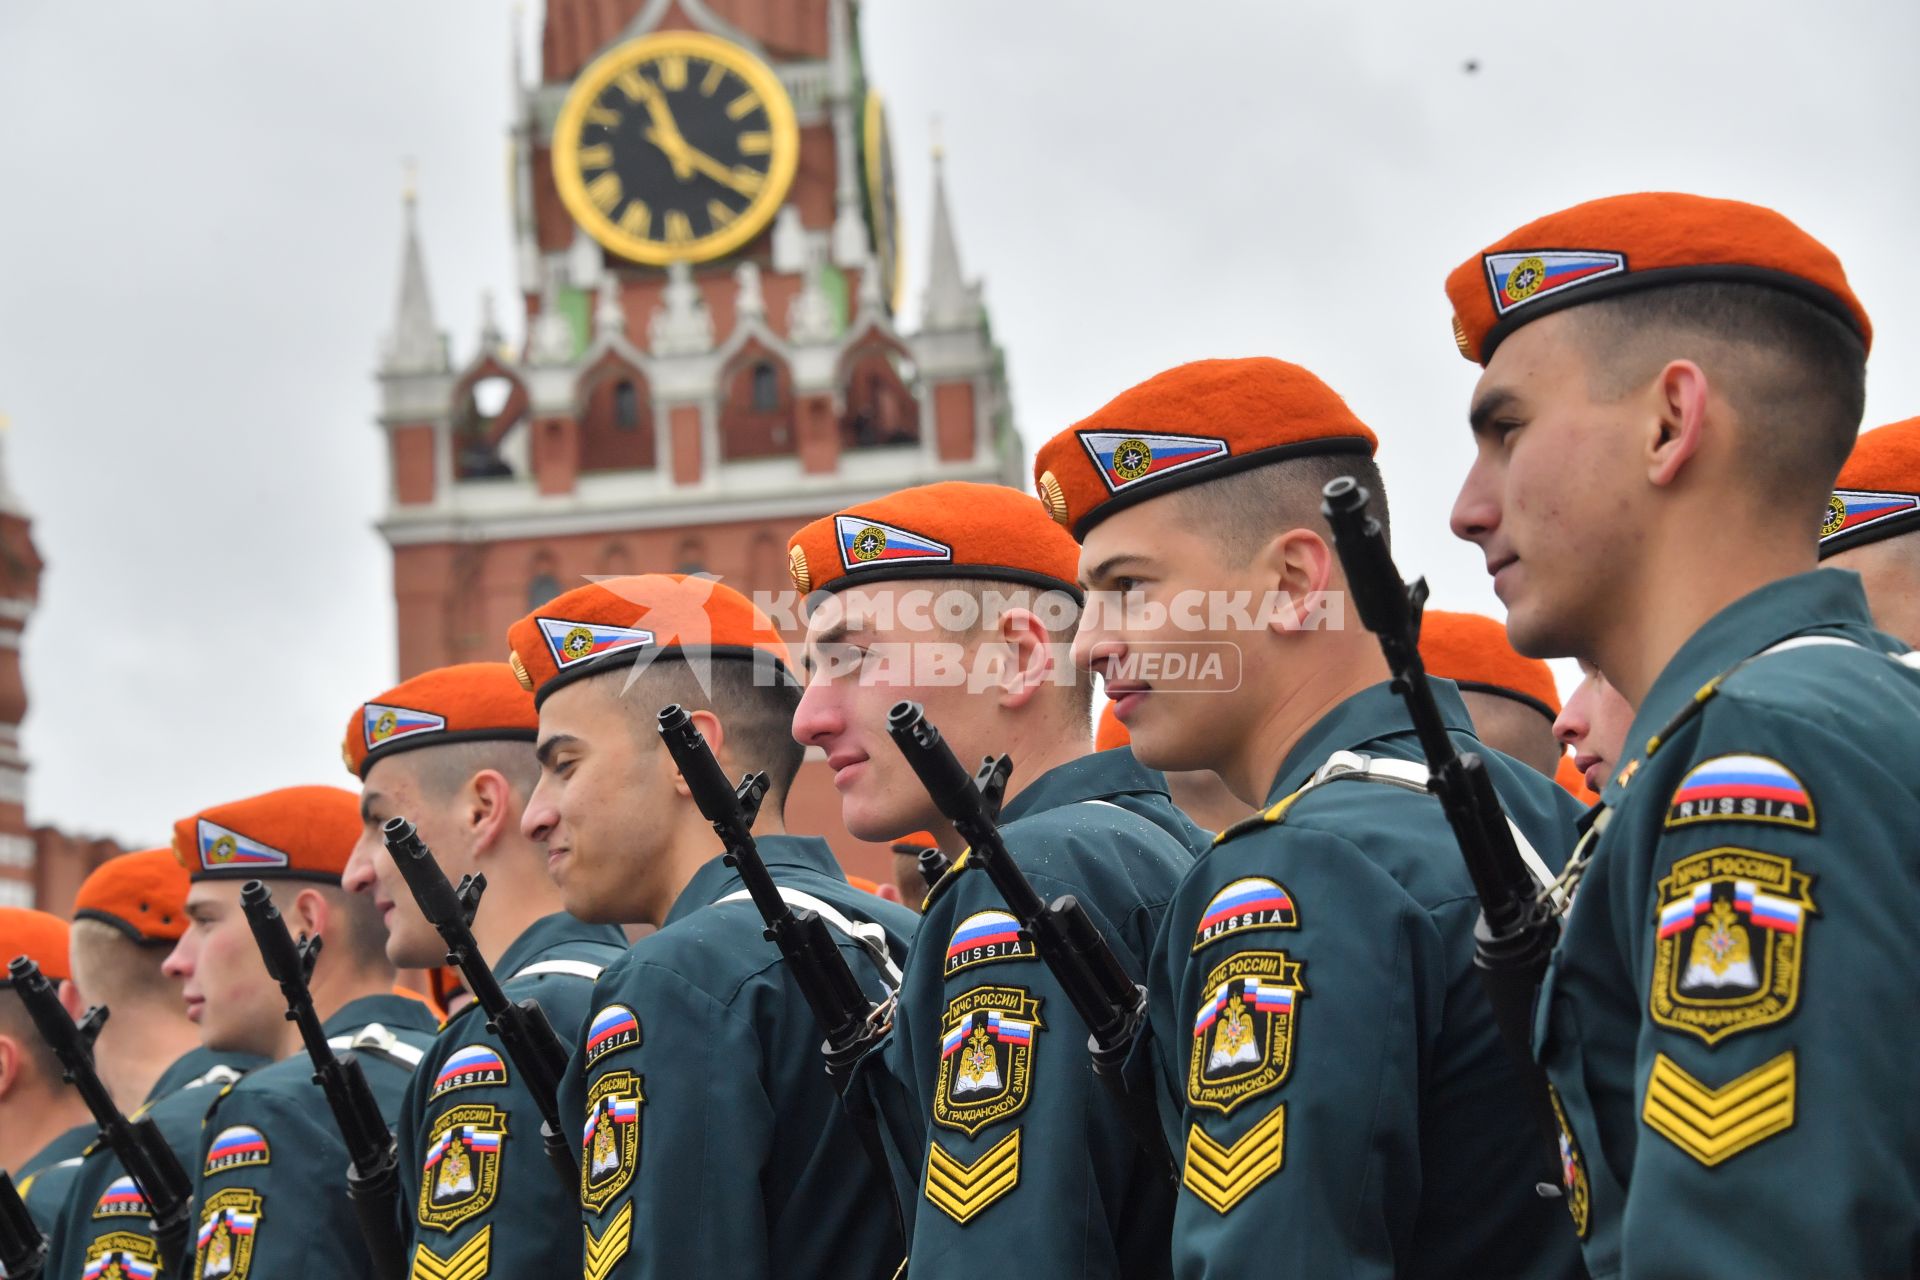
(845, 798, 935, 847)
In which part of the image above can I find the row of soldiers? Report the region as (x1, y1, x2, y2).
(3, 187, 1920, 1280)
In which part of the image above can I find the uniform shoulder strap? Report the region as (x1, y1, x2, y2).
(327, 1021, 427, 1071)
(508, 958, 607, 982)
(715, 887, 904, 991)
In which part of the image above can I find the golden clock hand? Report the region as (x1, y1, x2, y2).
(671, 143, 760, 197)
(632, 81, 694, 180)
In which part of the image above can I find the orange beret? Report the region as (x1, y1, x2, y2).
(786, 482, 1081, 598)
(1821, 416, 1920, 557)
(1446, 192, 1870, 366)
(344, 662, 538, 779)
(73, 849, 192, 945)
(171, 786, 361, 884)
(1094, 702, 1130, 752)
(889, 831, 938, 856)
(1419, 609, 1561, 719)
(507, 573, 793, 708)
(0, 907, 71, 985)
(1032, 358, 1377, 539)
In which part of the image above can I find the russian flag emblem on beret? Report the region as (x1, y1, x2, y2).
(363, 703, 447, 749)
(834, 515, 952, 570)
(1079, 432, 1229, 493)
(1484, 250, 1626, 315)
(537, 617, 655, 670)
(197, 821, 289, 872)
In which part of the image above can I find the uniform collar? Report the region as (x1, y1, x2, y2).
(148, 1045, 265, 1102)
(20, 1123, 92, 1179)
(1623, 569, 1877, 768)
(666, 834, 846, 927)
(998, 746, 1172, 827)
(1267, 679, 1475, 805)
(321, 990, 442, 1039)
(493, 911, 626, 977)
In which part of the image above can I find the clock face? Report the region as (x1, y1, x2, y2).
(861, 90, 902, 315)
(552, 32, 800, 266)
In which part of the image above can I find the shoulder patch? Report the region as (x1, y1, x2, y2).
(924, 1129, 1021, 1225)
(583, 1201, 633, 1280)
(1192, 877, 1298, 952)
(418, 1103, 507, 1234)
(409, 1223, 491, 1280)
(580, 1070, 643, 1214)
(195, 1187, 262, 1280)
(944, 910, 1035, 977)
(1643, 1050, 1796, 1166)
(1181, 1104, 1286, 1214)
(92, 1175, 152, 1219)
(1188, 950, 1305, 1115)
(1665, 754, 1817, 832)
(1650, 847, 1816, 1045)
(584, 1005, 641, 1069)
(430, 1045, 510, 1100)
(204, 1125, 270, 1176)
(83, 1230, 163, 1280)
(934, 986, 1043, 1137)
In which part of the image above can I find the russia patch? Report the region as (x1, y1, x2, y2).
(537, 617, 655, 670)
(1821, 489, 1920, 544)
(362, 702, 446, 750)
(1192, 877, 1298, 952)
(1484, 250, 1627, 316)
(584, 1004, 641, 1068)
(204, 1125, 270, 1176)
(196, 821, 289, 873)
(834, 514, 953, 571)
(1665, 754, 1816, 831)
(430, 1044, 510, 1099)
(92, 1176, 151, 1219)
(944, 910, 1035, 977)
(1078, 431, 1230, 493)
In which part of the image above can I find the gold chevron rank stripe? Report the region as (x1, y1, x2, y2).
(1182, 1104, 1285, 1214)
(924, 1128, 1021, 1224)
(584, 1201, 634, 1280)
(1642, 1050, 1796, 1166)
(409, 1224, 492, 1280)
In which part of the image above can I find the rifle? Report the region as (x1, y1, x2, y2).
(381, 816, 578, 1193)
(0, 1170, 46, 1280)
(5, 958, 193, 1269)
(239, 882, 406, 1280)
(884, 701, 1173, 1178)
(656, 705, 892, 1081)
(1320, 476, 1565, 1187)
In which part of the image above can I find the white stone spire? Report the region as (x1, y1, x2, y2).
(528, 263, 577, 366)
(648, 261, 714, 356)
(382, 182, 450, 375)
(921, 144, 982, 332)
(595, 269, 627, 339)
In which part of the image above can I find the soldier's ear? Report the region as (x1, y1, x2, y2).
(0, 1035, 22, 1099)
(56, 977, 85, 1022)
(1647, 359, 1708, 490)
(667, 709, 727, 801)
(1259, 528, 1336, 635)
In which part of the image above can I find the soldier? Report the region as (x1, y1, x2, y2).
(1034, 357, 1583, 1278)
(1094, 705, 1246, 833)
(1554, 662, 1634, 795)
(44, 850, 267, 1280)
(1445, 193, 1911, 1275)
(1819, 414, 1920, 644)
(165, 786, 439, 1278)
(508, 574, 916, 1280)
(0, 909, 89, 1231)
(1418, 608, 1565, 779)
(786, 483, 1202, 1277)
(340, 661, 627, 1279)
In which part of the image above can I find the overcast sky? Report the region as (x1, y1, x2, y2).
(2, 0, 1917, 846)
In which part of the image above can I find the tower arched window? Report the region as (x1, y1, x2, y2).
(614, 381, 639, 431)
(527, 573, 561, 609)
(751, 362, 779, 412)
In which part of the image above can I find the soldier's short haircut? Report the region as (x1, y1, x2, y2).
(1172, 453, 1391, 567)
(911, 577, 1097, 727)
(1569, 282, 1866, 501)
(309, 884, 394, 977)
(599, 657, 807, 804)
(407, 739, 541, 803)
(68, 918, 179, 1010)
(0, 996, 63, 1085)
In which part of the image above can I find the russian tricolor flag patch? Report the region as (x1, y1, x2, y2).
(1665, 753, 1816, 831)
(538, 617, 655, 670)
(363, 702, 446, 749)
(197, 822, 289, 873)
(1484, 250, 1627, 315)
(834, 515, 952, 571)
(1078, 431, 1230, 494)
(1821, 489, 1920, 546)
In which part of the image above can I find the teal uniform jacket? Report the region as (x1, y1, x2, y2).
(16, 1125, 91, 1238)
(396, 912, 626, 1280)
(890, 748, 1199, 1280)
(1151, 681, 1584, 1280)
(557, 835, 917, 1280)
(1537, 570, 1920, 1279)
(190, 993, 439, 1278)
(43, 1046, 265, 1280)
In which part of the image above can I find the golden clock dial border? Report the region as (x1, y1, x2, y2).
(552, 31, 800, 266)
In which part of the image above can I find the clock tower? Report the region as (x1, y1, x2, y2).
(374, 0, 1019, 877)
